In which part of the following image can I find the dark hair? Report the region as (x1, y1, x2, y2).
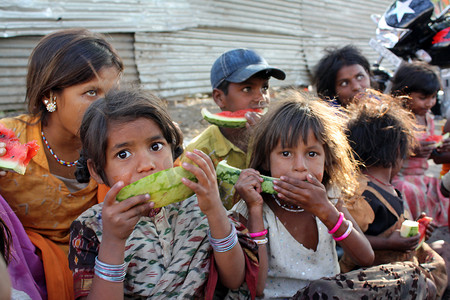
(249, 89, 359, 202)
(75, 89, 183, 185)
(26, 28, 124, 125)
(312, 45, 371, 102)
(215, 70, 271, 95)
(346, 89, 416, 169)
(0, 218, 11, 264)
(390, 61, 441, 97)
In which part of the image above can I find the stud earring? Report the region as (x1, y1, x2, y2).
(44, 95, 57, 112)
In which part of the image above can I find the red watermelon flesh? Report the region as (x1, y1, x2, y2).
(416, 216, 433, 250)
(0, 124, 39, 175)
(216, 108, 264, 118)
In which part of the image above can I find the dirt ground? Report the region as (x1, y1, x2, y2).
(165, 95, 218, 145)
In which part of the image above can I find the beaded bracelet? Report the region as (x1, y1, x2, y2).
(333, 220, 353, 242)
(208, 224, 238, 253)
(254, 237, 268, 245)
(249, 229, 268, 238)
(328, 212, 344, 234)
(94, 256, 127, 282)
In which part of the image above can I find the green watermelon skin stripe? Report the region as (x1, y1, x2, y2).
(116, 167, 197, 207)
(216, 160, 277, 194)
(201, 108, 247, 128)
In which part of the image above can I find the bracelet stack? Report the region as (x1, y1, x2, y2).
(249, 229, 268, 245)
(328, 212, 353, 242)
(208, 224, 238, 252)
(94, 256, 127, 282)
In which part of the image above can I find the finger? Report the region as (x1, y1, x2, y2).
(104, 181, 125, 207)
(184, 150, 214, 178)
(193, 149, 216, 175)
(305, 173, 323, 187)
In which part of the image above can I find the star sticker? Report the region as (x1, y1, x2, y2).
(388, 0, 416, 23)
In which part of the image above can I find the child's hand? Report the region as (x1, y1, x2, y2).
(235, 168, 264, 210)
(387, 230, 420, 251)
(415, 140, 435, 157)
(273, 173, 329, 218)
(0, 142, 7, 176)
(436, 136, 450, 153)
(101, 181, 154, 242)
(181, 149, 221, 215)
(245, 111, 264, 128)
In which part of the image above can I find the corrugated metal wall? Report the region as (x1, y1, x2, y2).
(0, 0, 394, 108)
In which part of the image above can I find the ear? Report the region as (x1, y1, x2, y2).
(212, 88, 226, 109)
(87, 158, 105, 185)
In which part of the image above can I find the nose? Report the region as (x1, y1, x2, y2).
(351, 79, 363, 92)
(292, 155, 307, 173)
(136, 152, 156, 174)
(254, 89, 269, 107)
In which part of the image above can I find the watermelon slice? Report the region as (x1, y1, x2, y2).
(0, 123, 39, 175)
(400, 220, 419, 238)
(416, 216, 433, 250)
(201, 108, 266, 128)
(425, 132, 450, 147)
(216, 159, 277, 194)
(116, 166, 197, 207)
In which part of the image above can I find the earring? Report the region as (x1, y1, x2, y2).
(44, 95, 57, 112)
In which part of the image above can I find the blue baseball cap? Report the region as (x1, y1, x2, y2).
(210, 48, 286, 89)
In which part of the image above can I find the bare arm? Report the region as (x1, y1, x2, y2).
(86, 182, 153, 300)
(235, 168, 268, 297)
(182, 150, 245, 289)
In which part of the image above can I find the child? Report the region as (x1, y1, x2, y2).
(343, 90, 447, 298)
(390, 61, 450, 227)
(232, 89, 374, 298)
(69, 89, 258, 299)
(312, 45, 372, 107)
(181, 48, 285, 209)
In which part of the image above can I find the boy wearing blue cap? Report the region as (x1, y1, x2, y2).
(181, 48, 285, 209)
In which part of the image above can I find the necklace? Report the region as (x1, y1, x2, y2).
(365, 173, 393, 187)
(41, 130, 78, 167)
(272, 194, 304, 213)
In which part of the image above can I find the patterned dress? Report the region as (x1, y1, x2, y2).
(392, 114, 449, 227)
(69, 195, 258, 299)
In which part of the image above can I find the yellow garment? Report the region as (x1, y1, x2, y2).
(0, 115, 98, 254)
(181, 125, 252, 209)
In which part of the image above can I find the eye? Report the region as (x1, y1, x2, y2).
(116, 150, 131, 159)
(150, 142, 163, 152)
(86, 90, 97, 97)
(339, 81, 348, 87)
(242, 87, 251, 93)
(281, 151, 291, 157)
(308, 151, 318, 157)
(262, 85, 269, 92)
(356, 74, 365, 80)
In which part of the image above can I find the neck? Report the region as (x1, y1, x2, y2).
(364, 166, 397, 195)
(219, 127, 249, 152)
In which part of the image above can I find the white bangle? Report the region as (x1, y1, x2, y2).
(254, 237, 268, 245)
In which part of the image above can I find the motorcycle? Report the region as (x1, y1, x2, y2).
(370, 0, 450, 114)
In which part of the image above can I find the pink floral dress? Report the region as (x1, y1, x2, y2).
(392, 113, 449, 226)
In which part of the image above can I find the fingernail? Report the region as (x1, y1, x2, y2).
(182, 162, 189, 168)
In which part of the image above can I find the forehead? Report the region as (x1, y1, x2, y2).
(336, 64, 367, 80)
(106, 118, 162, 146)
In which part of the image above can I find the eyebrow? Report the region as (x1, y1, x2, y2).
(110, 134, 165, 151)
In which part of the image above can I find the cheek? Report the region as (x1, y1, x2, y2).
(111, 172, 133, 186)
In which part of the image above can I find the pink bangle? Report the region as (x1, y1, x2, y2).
(328, 212, 344, 234)
(333, 220, 353, 242)
(249, 229, 268, 238)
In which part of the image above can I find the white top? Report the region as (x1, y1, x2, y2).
(232, 200, 340, 299)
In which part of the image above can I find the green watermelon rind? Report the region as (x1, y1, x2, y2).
(216, 160, 277, 194)
(0, 159, 26, 175)
(116, 166, 197, 208)
(400, 220, 419, 238)
(201, 108, 247, 128)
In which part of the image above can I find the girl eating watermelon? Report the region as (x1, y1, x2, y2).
(344, 90, 447, 299)
(69, 89, 258, 299)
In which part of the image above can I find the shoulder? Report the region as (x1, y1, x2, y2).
(0, 115, 39, 144)
(185, 125, 221, 150)
(75, 203, 103, 228)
